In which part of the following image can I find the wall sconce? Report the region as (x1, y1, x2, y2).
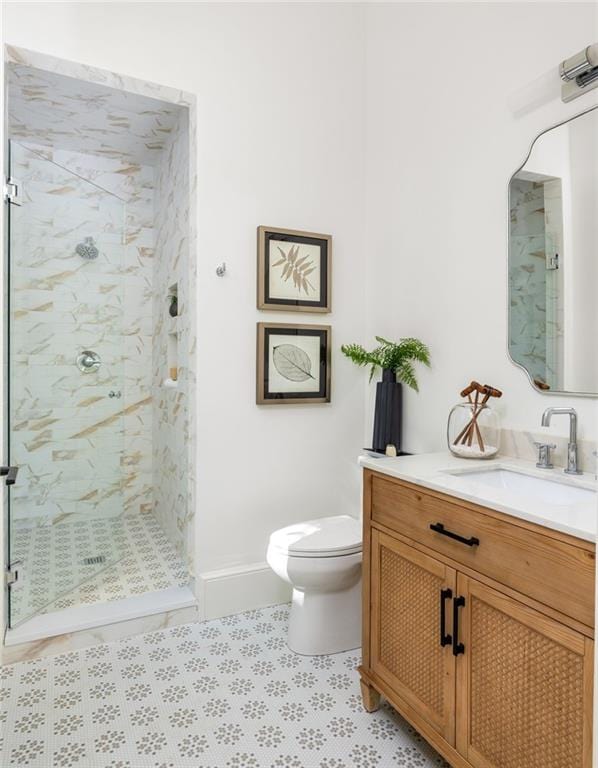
(561, 43, 598, 102)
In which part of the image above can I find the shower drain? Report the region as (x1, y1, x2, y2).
(83, 555, 106, 566)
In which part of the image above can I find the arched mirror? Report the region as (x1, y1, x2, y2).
(508, 106, 598, 396)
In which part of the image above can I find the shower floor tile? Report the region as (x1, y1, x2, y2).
(9, 513, 189, 625)
(0, 603, 448, 768)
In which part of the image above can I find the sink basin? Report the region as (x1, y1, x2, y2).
(444, 468, 596, 506)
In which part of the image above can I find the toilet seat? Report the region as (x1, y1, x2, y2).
(268, 515, 362, 558)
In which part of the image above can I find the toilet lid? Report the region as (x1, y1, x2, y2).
(269, 515, 362, 557)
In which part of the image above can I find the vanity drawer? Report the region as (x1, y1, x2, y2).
(369, 472, 595, 628)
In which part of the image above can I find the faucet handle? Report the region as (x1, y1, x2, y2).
(534, 441, 556, 469)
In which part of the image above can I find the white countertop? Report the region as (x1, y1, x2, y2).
(359, 452, 598, 543)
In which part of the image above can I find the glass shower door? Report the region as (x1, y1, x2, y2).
(7, 141, 128, 626)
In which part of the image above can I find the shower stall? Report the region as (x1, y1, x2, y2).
(3, 49, 197, 648)
(8, 141, 131, 625)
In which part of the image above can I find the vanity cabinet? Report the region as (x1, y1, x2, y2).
(360, 469, 595, 768)
(370, 531, 457, 744)
(456, 575, 592, 768)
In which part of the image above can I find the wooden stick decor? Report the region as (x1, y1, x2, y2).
(453, 381, 502, 455)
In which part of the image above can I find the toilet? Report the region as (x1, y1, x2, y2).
(266, 514, 362, 656)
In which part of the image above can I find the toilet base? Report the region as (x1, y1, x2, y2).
(287, 577, 362, 656)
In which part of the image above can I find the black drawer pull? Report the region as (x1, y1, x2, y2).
(0, 466, 18, 486)
(452, 595, 465, 656)
(430, 522, 479, 547)
(440, 588, 452, 647)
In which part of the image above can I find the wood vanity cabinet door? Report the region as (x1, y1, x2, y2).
(455, 574, 593, 768)
(370, 529, 457, 745)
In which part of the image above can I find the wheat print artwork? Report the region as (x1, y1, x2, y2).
(257, 226, 331, 312)
(268, 239, 321, 302)
(271, 245, 317, 297)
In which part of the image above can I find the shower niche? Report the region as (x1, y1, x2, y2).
(4, 47, 196, 646)
(166, 283, 179, 386)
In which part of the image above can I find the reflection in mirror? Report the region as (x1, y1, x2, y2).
(508, 107, 598, 395)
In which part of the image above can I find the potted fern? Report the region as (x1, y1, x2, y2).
(341, 336, 431, 454)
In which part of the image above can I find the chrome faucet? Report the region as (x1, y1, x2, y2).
(541, 407, 582, 475)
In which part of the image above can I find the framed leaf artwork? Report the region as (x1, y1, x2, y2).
(257, 226, 331, 312)
(257, 322, 331, 405)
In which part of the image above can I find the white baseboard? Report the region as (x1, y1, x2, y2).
(198, 561, 291, 621)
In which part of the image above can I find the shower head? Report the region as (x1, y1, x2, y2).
(76, 237, 99, 261)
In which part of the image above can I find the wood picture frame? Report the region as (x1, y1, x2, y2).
(256, 322, 331, 405)
(257, 226, 331, 312)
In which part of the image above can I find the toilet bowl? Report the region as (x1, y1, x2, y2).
(266, 515, 362, 655)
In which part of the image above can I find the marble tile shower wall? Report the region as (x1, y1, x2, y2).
(10, 142, 155, 526)
(509, 178, 561, 390)
(152, 111, 192, 569)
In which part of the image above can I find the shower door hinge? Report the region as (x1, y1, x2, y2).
(4, 178, 21, 206)
(5, 561, 21, 588)
(546, 253, 559, 271)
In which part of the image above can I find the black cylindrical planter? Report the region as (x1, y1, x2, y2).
(372, 368, 402, 454)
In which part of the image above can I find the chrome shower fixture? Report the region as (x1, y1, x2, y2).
(76, 236, 99, 260)
(561, 43, 598, 102)
(76, 350, 101, 373)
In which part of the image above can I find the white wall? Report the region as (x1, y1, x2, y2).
(364, 2, 598, 453)
(1, 3, 368, 598)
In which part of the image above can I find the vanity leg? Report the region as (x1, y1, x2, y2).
(360, 678, 381, 712)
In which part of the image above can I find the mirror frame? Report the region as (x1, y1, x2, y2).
(507, 104, 598, 398)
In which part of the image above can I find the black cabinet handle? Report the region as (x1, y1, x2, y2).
(430, 522, 479, 547)
(440, 588, 452, 647)
(452, 596, 465, 656)
(0, 466, 18, 486)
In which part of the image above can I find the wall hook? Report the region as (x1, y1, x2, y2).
(216, 262, 226, 277)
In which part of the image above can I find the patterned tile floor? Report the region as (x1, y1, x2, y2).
(10, 513, 189, 625)
(0, 604, 448, 768)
